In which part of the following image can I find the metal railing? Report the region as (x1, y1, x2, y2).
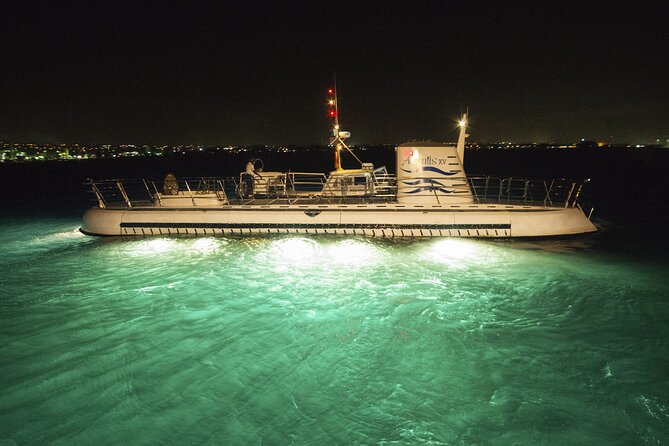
(86, 174, 588, 208)
(466, 176, 586, 207)
(85, 177, 228, 208)
(234, 172, 327, 202)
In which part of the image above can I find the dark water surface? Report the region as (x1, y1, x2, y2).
(2, 149, 669, 445)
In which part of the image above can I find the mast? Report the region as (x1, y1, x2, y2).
(327, 85, 342, 171)
(456, 113, 468, 162)
(327, 83, 361, 171)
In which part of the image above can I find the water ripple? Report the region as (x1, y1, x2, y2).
(1, 218, 668, 444)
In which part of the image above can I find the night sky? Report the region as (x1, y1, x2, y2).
(1, 1, 666, 145)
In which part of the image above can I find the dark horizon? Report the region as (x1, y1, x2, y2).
(1, 1, 667, 146)
(1, 139, 665, 148)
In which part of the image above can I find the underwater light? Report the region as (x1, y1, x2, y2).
(423, 239, 488, 268)
(129, 238, 181, 256)
(192, 238, 220, 254)
(326, 239, 383, 265)
(126, 237, 225, 257)
(434, 239, 479, 255)
(34, 227, 85, 244)
(269, 237, 318, 261)
(265, 238, 383, 267)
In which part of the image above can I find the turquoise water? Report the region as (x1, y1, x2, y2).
(2, 215, 669, 445)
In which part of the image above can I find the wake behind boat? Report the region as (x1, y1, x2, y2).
(80, 90, 597, 238)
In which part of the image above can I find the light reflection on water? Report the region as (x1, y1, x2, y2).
(1, 218, 669, 445)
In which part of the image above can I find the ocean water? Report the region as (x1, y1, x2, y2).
(2, 213, 669, 445)
(2, 150, 669, 444)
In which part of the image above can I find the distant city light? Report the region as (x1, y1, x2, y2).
(0, 137, 664, 164)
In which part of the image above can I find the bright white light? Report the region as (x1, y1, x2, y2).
(422, 239, 491, 268)
(126, 237, 225, 257)
(434, 238, 479, 256)
(22, 227, 87, 255)
(459, 119, 467, 127)
(269, 238, 318, 262)
(192, 238, 220, 254)
(129, 238, 181, 256)
(264, 237, 383, 268)
(37, 227, 85, 242)
(326, 239, 382, 265)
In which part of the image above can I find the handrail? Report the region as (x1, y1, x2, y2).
(90, 182, 107, 208)
(116, 181, 132, 208)
(84, 174, 590, 208)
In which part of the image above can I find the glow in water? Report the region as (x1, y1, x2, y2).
(1, 217, 668, 444)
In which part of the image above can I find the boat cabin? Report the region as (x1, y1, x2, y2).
(323, 169, 374, 198)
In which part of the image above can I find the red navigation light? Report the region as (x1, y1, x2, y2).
(328, 88, 334, 95)
(329, 110, 336, 117)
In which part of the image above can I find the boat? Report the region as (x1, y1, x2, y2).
(80, 89, 597, 238)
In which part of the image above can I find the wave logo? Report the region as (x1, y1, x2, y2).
(399, 165, 460, 176)
(422, 166, 460, 176)
(401, 178, 454, 194)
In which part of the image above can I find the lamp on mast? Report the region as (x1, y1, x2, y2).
(326, 84, 361, 171)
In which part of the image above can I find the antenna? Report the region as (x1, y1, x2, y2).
(327, 86, 338, 134)
(326, 79, 362, 171)
(333, 73, 339, 130)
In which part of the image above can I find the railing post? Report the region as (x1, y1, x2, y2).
(544, 180, 554, 206)
(572, 182, 586, 208)
(523, 180, 529, 204)
(470, 178, 479, 203)
(91, 182, 106, 208)
(184, 180, 196, 206)
(432, 177, 440, 204)
(564, 182, 576, 208)
(150, 181, 162, 206)
(142, 179, 154, 203)
(216, 179, 228, 204)
(117, 181, 132, 207)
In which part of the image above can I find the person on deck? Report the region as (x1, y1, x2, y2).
(243, 158, 261, 198)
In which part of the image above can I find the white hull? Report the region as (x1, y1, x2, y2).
(81, 203, 597, 238)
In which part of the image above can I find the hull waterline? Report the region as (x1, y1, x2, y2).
(81, 204, 597, 238)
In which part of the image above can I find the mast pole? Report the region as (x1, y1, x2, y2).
(328, 78, 342, 171)
(326, 78, 362, 171)
(456, 113, 468, 163)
